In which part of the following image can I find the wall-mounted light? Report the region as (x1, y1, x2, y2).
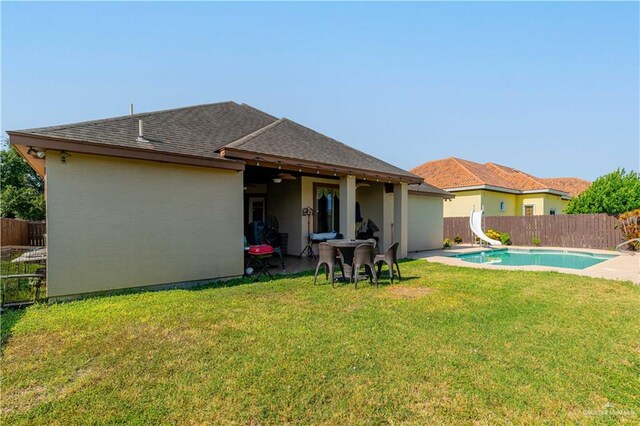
(27, 146, 46, 159)
(272, 178, 282, 184)
(60, 151, 71, 163)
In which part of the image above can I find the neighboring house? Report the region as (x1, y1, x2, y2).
(411, 157, 590, 218)
(8, 102, 450, 299)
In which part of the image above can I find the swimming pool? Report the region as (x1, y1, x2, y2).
(454, 249, 617, 270)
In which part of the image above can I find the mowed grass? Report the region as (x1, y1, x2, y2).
(2, 260, 639, 424)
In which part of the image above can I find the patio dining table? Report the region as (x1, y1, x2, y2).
(326, 239, 370, 279)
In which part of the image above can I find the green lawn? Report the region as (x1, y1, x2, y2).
(2, 260, 639, 424)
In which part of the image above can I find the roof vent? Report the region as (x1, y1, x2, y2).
(130, 103, 134, 115)
(136, 119, 149, 142)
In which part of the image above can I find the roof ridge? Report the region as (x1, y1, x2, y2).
(278, 118, 421, 177)
(449, 157, 485, 184)
(14, 101, 240, 133)
(544, 176, 590, 182)
(486, 161, 553, 190)
(223, 118, 286, 148)
(239, 103, 279, 121)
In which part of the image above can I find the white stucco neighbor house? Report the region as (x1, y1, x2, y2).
(8, 102, 452, 299)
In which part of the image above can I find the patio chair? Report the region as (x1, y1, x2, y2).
(352, 243, 378, 289)
(374, 242, 401, 283)
(313, 243, 345, 287)
(366, 238, 377, 253)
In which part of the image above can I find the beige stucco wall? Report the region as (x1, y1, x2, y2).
(356, 183, 386, 246)
(267, 179, 302, 254)
(481, 191, 518, 216)
(541, 194, 565, 215)
(516, 196, 544, 216)
(443, 190, 482, 217)
(518, 194, 567, 215)
(446, 190, 568, 217)
(383, 192, 394, 251)
(46, 151, 244, 298)
(408, 194, 443, 251)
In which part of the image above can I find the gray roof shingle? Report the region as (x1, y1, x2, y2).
(224, 118, 419, 180)
(13, 102, 276, 160)
(11, 101, 422, 181)
(408, 183, 454, 198)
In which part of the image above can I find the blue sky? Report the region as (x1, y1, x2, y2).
(2, 2, 638, 180)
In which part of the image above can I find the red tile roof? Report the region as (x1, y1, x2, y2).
(410, 157, 590, 197)
(539, 177, 591, 197)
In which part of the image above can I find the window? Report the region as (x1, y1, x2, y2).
(314, 184, 339, 233)
(549, 209, 556, 215)
(523, 205, 534, 216)
(499, 201, 506, 212)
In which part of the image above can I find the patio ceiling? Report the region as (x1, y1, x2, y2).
(221, 148, 420, 185)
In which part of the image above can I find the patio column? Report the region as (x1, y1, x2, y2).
(339, 175, 356, 239)
(393, 182, 408, 258)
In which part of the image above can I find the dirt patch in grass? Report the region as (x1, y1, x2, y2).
(383, 286, 434, 299)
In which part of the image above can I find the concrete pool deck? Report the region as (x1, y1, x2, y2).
(409, 245, 640, 284)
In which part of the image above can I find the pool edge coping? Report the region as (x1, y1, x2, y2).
(409, 245, 639, 284)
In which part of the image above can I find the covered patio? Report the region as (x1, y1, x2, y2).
(220, 117, 423, 259)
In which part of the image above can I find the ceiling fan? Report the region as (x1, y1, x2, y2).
(272, 173, 297, 183)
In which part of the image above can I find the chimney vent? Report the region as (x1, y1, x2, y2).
(136, 119, 148, 142)
(130, 103, 134, 115)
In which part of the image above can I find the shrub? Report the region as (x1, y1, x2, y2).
(531, 236, 541, 247)
(486, 229, 501, 240)
(454, 236, 463, 244)
(500, 233, 512, 245)
(566, 168, 640, 215)
(443, 238, 452, 249)
(618, 209, 640, 250)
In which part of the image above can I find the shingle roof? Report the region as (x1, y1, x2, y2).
(10, 101, 422, 181)
(410, 157, 590, 197)
(408, 183, 454, 198)
(224, 118, 419, 180)
(12, 102, 276, 161)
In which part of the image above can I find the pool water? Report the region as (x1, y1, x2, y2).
(454, 249, 617, 270)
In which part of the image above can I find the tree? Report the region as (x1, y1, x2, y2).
(0, 138, 46, 220)
(566, 168, 640, 215)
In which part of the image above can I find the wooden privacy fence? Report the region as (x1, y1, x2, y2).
(1, 218, 46, 247)
(444, 214, 619, 250)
